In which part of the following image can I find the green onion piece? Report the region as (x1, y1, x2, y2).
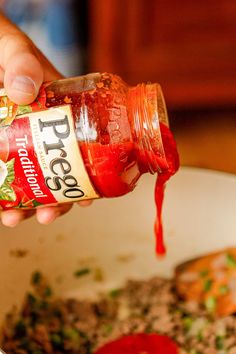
(31, 271, 42, 285)
(145, 325, 153, 333)
(215, 335, 225, 350)
(63, 327, 80, 340)
(203, 279, 213, 292)
(109, 289, 121, 298)
(43, 286, 53, 298)
(199, 269, 209, 278)
(226, 253, 236, 268)
(62, 327, 80, 349)
(205, 296, 216, 313)
(183, 316, 194, 331)
(197, 331, 203, 342)
(50, 333, 62, 347)
(74, 268, 91, 278)
(102, 323, 113, 336)
(27, 293, 37, 306)
(219, 284, 229, 295)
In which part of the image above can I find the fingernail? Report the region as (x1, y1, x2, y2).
(1, 211, 22, 227)
(78, 200, 93, 207)
(11, 76, 36, 96)
(37, 209, 60, 225)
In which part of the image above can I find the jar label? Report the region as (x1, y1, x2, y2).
(0, 104, 99, 209)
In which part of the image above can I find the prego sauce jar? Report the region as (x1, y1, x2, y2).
(0, 72, 179, 254)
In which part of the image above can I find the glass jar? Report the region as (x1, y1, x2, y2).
(0, 72, 177, 209)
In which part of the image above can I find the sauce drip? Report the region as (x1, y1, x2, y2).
(154, 123, 179, 255)
(94, 333, 178, 354)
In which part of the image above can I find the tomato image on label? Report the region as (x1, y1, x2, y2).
(0, 184, 37, 209)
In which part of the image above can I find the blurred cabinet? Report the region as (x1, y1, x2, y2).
(88, 0, 236, 109)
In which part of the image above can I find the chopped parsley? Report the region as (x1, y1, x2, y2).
(102, 323, 113, 336)
(31, 271, 42, 285)
(215, 335, 225, 350)
(205, 296, 216, 313)
(109, 289, 122, 298)
(199, 269, 209, 278)
(203, 279, 213, 292)
(43, 286, 53, 298)
(226, 253, 236, 268)
(219, 284, 229, 295)
(74, 268, 91, 278)
(183, 316, 194, 331)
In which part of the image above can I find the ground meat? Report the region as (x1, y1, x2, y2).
(2, 273, 236, 353)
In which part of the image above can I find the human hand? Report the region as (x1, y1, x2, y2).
(0, 12, 91, 227)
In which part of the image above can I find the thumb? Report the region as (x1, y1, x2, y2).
(0, 13, 51, 105)
(1, 34, 44, 105)
(2, 35, 44, 105)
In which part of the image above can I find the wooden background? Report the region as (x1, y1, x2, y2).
(87, 0, 236, 173)
(88, 0, 236, 110)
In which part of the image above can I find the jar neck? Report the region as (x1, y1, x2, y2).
(128, 83, 169, 174)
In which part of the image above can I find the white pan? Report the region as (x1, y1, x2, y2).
(1, 167, 236, 324)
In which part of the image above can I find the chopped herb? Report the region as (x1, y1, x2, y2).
(197, 331, 203, 342)
(183, 316, 193, 331)
(189, 350, 202, 354)
(215, 335, 225, 350)
(203, 279, 213, 292)
(199, 269, 209, 278)
(31, 271, 42, 285)
(219, 284, 229, 295)
(27, 293, 37, 306)
(63, 327, 80, 340)
(43, 286, 53, 298)
(62, 327, 80, 349)
(109, 289, 122, 298)
(226, 253, 236, 268)
(74, 268, 91, 278)
(50, 333, 62, 347)
(102, 323, 113, 336)
(145, 325, 153, 333)
(205, 296, 216, 313)
(15, 320, 27, 336)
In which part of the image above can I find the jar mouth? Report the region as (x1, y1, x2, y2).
(128, 83, 169, 175)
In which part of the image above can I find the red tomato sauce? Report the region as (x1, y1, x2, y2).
(94, 333, 179, 354)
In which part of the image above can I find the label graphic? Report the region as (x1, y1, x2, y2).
(0, 105, 99, 209)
